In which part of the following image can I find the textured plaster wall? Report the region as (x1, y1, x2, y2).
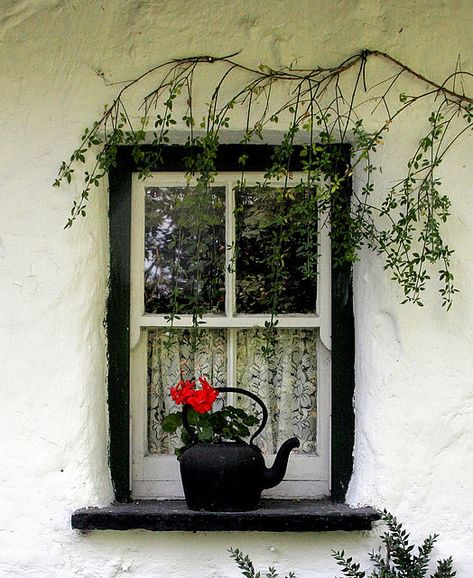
(1, 1, 473, 576)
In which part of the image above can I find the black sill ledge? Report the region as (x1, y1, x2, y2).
(72, 499, 380, 532)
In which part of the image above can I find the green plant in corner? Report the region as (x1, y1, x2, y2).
(229, 511, 456, 578)
(332, 510, 456, 578)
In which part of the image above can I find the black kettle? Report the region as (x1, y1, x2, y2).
(180, 387, 300, 511)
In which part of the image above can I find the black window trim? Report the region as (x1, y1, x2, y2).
(107, 143, 355, 504)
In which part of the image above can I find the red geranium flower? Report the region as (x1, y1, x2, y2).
(190, 377, 219, 413)
(170, 376, 218, 414)
(170, 379, 195, 405)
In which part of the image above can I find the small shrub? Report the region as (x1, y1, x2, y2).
(229, 511, 456, 578)
(229, 548, 295, 578)
(333, 510, 456, 578)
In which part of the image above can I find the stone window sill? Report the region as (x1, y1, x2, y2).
(72, 499, 379, 532)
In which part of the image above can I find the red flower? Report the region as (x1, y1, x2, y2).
(170, 379, 195, 405)
(170, 376, 218, 414)
(190, 377, 219, 413)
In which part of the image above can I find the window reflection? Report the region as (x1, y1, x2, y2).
(144, 186, 226, 314)
(235, 185, 318, 314)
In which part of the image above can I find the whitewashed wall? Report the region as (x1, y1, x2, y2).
(1, 1, 473, 576)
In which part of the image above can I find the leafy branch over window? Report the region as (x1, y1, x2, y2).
(55, 49, 473, 315)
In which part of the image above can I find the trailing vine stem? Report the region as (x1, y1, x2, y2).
(55, 49, 473, 334)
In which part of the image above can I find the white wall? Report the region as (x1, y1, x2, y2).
(1, 1, 473, 576)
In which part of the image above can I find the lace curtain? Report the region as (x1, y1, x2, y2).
(236, 328, 317, 454)
(147, 328, 317, 454)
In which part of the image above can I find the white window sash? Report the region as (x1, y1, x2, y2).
(130, 172, 331, 499)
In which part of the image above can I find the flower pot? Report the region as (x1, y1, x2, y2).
(179, 387, 300, 512)
(179, 441, 266, 511)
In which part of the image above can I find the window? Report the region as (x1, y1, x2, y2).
(107, 144, 355, 504)
(130, 171, 331, 499)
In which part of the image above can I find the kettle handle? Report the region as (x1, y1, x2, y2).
(182, 386, 268, 445)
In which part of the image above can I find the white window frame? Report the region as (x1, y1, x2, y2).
(130, 172, 332, 499)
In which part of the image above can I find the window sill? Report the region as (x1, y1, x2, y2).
(71, 499, 379, 532)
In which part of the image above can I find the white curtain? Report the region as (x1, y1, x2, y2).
(147, 328, 317, 454)
(236, 328, 317, 454)
(147, 329, 227, 453)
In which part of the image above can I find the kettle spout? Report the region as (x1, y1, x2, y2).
(263, 437, 300, 489)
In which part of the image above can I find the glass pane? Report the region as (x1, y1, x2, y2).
(236, 328, 317, 454)
(147, 328, 227, 454)
(235, 184, 318, 313)
(144, 185, 226, 314)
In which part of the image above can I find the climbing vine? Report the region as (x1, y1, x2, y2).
(54, 49, 473, 333)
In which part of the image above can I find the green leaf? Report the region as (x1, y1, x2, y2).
(162, 412, 183, 432)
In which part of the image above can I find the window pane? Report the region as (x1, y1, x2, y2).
(147, 328, 317, 455)
(235, 184, 318, 314)
(147, 328, 227, 454)
(144, 185, 226, 314)
(236, 328, 317, 454)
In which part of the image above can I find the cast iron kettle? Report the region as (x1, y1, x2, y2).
(180, 387, 300, 511)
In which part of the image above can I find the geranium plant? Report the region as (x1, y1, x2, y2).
(162, 377, 259, 458)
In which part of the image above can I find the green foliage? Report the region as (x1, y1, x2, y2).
(229, 549, 296, 578)
(55, 49, 473, 319)
(333, 511, 456, 578)
(230, 511, 456, 578)
(162, 405, 259, 458)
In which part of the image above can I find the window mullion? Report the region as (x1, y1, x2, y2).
(227, 328, 237, 402)
(226, 179, 237, 399)
(225, 178, 236, 319)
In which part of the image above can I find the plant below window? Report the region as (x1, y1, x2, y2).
(229, 510, 456, 577)
(162, 377, 259, 457)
